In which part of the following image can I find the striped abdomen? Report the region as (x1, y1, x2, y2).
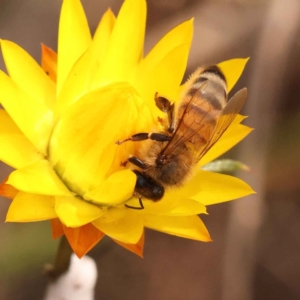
(177, 65, 228, 149)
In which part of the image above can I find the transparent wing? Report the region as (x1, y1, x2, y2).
(161, 87, 247, 163)
(198, 88, 247, 159)
(161, 82, 222, 156)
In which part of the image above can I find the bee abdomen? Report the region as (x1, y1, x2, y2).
(176, 65, 229, 147)
(179, 101, 218, 125)
(199, 65, 227, 84)
(186, 65, 228, 110)
(178, 100, 218, 144)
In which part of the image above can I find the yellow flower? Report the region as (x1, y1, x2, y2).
(0, 0, 254, 258)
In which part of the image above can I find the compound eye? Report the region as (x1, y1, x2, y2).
(133, 170, 164, 202)
(152, 186, 164, 201)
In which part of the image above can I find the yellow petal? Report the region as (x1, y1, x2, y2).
(0, 109, 42, 169)
(56, 9, 117, 118)
(84, 170, 136, 206)
(1, 40, 56, 110)
(57, 0, 91, 95)
(92, 8, 116, 64)
(179, 170, 255, 206)
(157, 194, 207, 216)
(126, 193, 207, 216)
(6, 192, 56, 222)
(7, 160, 73, 196)
(49, 83, 153, 197)
(136, 19, 193, 114)
(153, 45, 191, 100)
(218, 58, 249, 92)
(138, 44, 191, 115)
(232, 114, 247, 126)
(139, 19, 193, 76)
(92, 0, 146, 87)
(55, 196, 105, 227)
(0, 71, 53, 155)
(144, 214, 211, 241)
(200, 123, 253, 166)
(93, 208, 144, 244)
(55, 47, 99, 118)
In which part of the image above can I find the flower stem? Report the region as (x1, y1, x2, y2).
(47, 235, 73, 280)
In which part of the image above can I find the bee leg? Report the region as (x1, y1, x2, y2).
(128, 155, 147, 170)
(116, 132, 171, 145)
(120, 160, 128, 167)
(125, 196, 144, 210)
(155, 92, 171, 112)
(154, 93, 175, 134)
(149, 133, 172, 142)
(139, 197, 144, 209)
(167, 104, 175, 133)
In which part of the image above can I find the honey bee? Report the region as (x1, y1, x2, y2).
(117, 65, 247, 209)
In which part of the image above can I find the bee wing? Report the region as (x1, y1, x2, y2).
(161, 87, 247, 163)
(162, 81, 222, 156)
(198, 87, 248, 159)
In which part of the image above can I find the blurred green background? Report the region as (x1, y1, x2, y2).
(1, 0, 300, 299)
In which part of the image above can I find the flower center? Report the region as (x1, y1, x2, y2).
(48, 82, 154, 206)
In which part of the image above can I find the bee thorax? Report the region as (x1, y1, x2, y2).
(156, 154, 166, 165)
(146, 152, 193, 187)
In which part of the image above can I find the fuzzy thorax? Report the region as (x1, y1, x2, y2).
(138, 140, 195, 187)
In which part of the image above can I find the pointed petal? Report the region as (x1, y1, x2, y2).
(0, 109, 43, 169)
(136, 19, 193, 115)
(1, 40, 56, 110)
(113, 230, 145, 258)
(51, 218, 64, 239)
(218, 58, 249, 92)
(144, 214, 211, 241)
(7, 160, 73, 196)
(200, 123, 253, 166)
(41, 44, 57, 82)
(93, 208, 144, 244)
(63, 223, 105, 258)
(126, 194, 207, 216)
(54, 47, 99, 118)
(57, 0, 91, 95)
(55, 196, 105, 227)
(49, 83, 153, 197)
(84, 170, 136, 206)
(0, 71, 53, 155)
(179, 170, 255, 206)
(138, 44, 191, 115)
(233, 114, 248, 125)
(55, 9, 116, 117)
(6, 192, 56, 222)
(139, 19, 193, 76)
(92, 8, 116, 64)
(149, 191, 206, 216)
(152, 44, 190, 100)
(92, 0, 146, 86)
(0, 178, 18, 199)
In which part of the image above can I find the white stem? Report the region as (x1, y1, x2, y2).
(44, 254, 97, 300)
